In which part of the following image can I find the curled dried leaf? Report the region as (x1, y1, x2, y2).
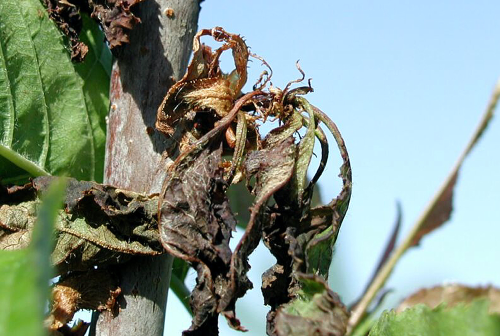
(47, 270, 121, 331)
(156, 27, 249, 150)
(0, 177, 162, 275)
(153, 27, 352, 335)
(43, 0, 145, 61)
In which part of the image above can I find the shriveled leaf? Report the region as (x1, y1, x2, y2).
(0, 0, 108, 183)
(154, 27, 352, 335)
(275, 274, 348, 336)
(293, 98, 316, 202)
(219, 136, 297, 328)
(43, 0, 144, 60)
(159, 139, 238, 334)
(0, 177, 162, 275)
(47, 270, 120, 331)
(260, 100, 351, 334)
(369, 299, 500, 336)
(0, 177, 64, 336)
(156, 27, 249, 142)
(303, 106, 352, 277)
(397, 284, 500, 315)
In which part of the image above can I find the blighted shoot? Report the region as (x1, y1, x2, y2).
(156, 27, 352, 335)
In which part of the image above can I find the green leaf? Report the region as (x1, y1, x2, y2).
(0, 0, 109, 183)
(275, 275, 348, 336)
(0, 178, 65, 336)
(369, 299, 500, 336)
(294, 98, 316, 202)
(0, 249, 43, 336)
(304, 225, 335, 276)
(73, 14, 111, 182)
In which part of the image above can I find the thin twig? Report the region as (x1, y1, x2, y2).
(347, 78, 500, 333)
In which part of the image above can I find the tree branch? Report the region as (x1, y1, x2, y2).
(91, 1, 200, 335)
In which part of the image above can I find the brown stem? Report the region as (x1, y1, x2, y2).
(90, 1, 200, 335)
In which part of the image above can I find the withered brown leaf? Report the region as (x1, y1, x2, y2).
(43, 0, 145, 61)
(0, 177, 162, 275)
(153, 26, 353, 335)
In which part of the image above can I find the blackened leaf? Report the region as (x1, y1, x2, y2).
(91, 0, 144, 50)
(159, 140, 230, 263)
(43, 0, 144, 59)
(260, 99, 352, 335)
(159, 139, 238, 334)
(275, 274, 349, 336)
(218, 136, 297, 330)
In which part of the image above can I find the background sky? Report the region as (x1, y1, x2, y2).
(160, 1, 500, 335)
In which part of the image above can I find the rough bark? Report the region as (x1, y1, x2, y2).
(90, 1, 200, 335)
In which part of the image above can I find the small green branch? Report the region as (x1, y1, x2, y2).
(347, 77, 500, 333)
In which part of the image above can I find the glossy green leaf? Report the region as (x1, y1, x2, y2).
(0, 0, 109, 183)
(369, 299, 500, 336)
(0, 178, 65, 336)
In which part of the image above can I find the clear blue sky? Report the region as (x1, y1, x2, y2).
(161, 1, 500, 335)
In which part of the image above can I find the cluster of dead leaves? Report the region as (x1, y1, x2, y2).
(0, 26, 353, 335)
(43, 0, 145, 61)
(156, 27, 352, 335)
(0, 176, 162, 334)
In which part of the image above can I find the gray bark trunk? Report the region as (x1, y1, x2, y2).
(90, 1, 200, 335)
